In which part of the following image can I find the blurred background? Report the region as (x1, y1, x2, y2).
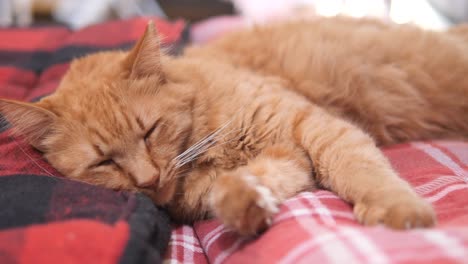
(1, 0, 468, 41)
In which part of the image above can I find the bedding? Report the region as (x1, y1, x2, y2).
(165, 141, 468, 263)
(1, 17, 468, 264)
(0, 17, 185, 264)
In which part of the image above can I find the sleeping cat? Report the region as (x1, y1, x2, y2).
(1, 17, 468, 235)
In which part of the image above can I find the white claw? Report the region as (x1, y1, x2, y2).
(242, 174, 280, 214)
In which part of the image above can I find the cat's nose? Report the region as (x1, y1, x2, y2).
(135, 172, 160, 188)
(127, 150, 161, 187)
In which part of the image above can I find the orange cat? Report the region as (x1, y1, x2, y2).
(2, 17, 468, 235)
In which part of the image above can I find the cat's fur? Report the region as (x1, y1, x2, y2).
(2, 17, 468, 235)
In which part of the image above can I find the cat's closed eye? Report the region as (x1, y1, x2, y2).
(144, 120, 160, 142)
(95, 159, 114, 167)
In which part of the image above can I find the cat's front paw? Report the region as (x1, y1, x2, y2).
(210, 171, 279, 236)
(354, 189, 436, 229)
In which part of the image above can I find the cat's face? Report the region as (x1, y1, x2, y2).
(0, 22, 193, 204)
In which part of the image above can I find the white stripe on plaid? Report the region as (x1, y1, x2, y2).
(204, 226, 231, 252)
(279, 220, 359, 263)
(340, 227, 389, 264)
(280, 202, 361, 264)
(213, 238, 246, 264)
(422, 230, 468, 261)
(184, 226, 195, 261)
(425, 183, 468, 203)
(275, 192, 354, 223)
(413, 142, 468, 181)
(442, 142, 468, 166)
(167, 241, 203, 253)
(164, 225, 207, 264)
(302, 192, 336, 225)
(202, 224, 224, 246)
(169, 234, 204, 253)
(275, 208, 355, 223)
(415, 175, 465, 195)
(169, 228, 178, 263)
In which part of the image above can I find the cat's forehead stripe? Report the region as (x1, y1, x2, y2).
(92, 144, 104, 156)
(136, 117, 145, 130)
(88, 126, 110, 145)
(120, 110, 134, 131)
(108, 91, 121, 103)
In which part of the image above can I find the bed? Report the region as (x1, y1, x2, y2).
(0, 17, 467, 264)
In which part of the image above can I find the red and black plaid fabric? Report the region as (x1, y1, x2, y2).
(0, 17, 186, 264)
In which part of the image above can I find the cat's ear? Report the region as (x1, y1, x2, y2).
(124, 20, 165, 81)
(0, 99, 56, 151)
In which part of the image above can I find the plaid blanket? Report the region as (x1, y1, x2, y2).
(166, 141, 468, 264)
(0, 17, 186, 264)
(1, 17, 468, 264)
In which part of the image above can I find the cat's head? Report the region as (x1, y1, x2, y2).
(0, 22, 194, 204)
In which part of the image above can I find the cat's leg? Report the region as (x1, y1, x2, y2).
(209, 145, 314, 236)
(293, 107, 435, 229)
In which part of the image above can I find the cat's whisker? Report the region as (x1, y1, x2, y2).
(174, 168, 193, 178)
(180, 133, 246, 165)
(178, 122, 241, 158)
(174, 119, 234, 163)
(175, 141, 217, 168)
(201, 132, 245, 151)
(175, 140, 217, 167)
(175, 101, 251, 162)
(9, 136, 55, 177)
(175, 128, 238, 165)
(177, 135, 236, 167)
(178, 132, 216, 158)
(172, 102, 251, 169)
(174, 121, 250, 166)
(174, 124, 253, 168)
(174, 132, 214, 161)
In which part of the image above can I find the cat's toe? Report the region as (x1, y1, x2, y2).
(354, 191, 436, 229)
(384, 200, 435, 229)
(210, 171, 279, 236)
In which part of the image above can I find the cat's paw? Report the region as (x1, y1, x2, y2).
(354, 190, 436, 229)
(210, 171, 279, 236)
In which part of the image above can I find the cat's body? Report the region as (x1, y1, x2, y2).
(188, 17, 468, 145)
(2, 17, 467, 235)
